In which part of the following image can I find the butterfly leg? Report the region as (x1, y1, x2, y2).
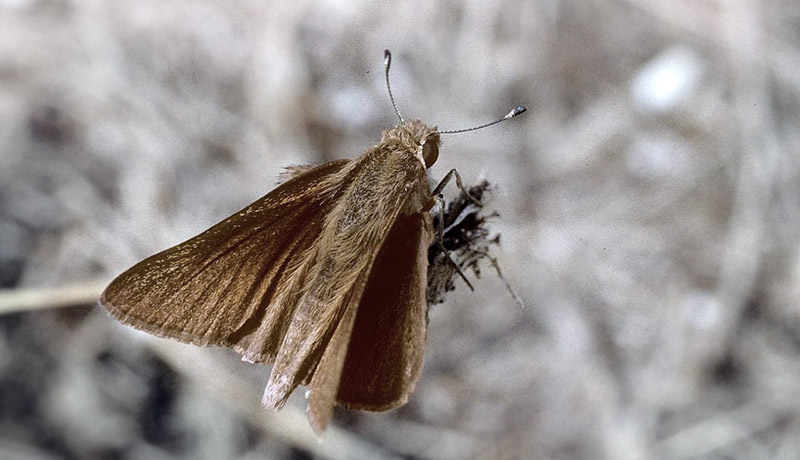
(431, 169, 482, 207)
(433, 194, 475, 291)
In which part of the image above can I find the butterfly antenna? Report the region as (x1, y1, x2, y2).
(437, 105, 527, 135)
(384, 49, 405, 123)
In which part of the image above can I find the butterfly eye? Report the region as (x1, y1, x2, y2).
(421, 140, 439, 167)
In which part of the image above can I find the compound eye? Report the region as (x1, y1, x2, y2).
(421, 140, 439, 167)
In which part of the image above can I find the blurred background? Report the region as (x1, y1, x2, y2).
(2, 0, 800, 459)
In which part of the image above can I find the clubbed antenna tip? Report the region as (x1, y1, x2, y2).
(507, 105, 527, 118)
(384, 49, 404, 123)
(437, 104, 528, 135)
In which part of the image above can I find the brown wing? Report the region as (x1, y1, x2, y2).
(100, 159, 350, 364)
(304, 211, 433, 434)
(305, 261, 370, 434)
(335, 211, 432, 410)
(261, 142, 432, 412)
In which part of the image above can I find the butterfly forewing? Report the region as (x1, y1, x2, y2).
(100, 159, 350, 363)
(306, 262, 371, 434)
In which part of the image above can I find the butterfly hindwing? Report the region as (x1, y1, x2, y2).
(334, 211, 432, 410)
(302, 211, 432, 434)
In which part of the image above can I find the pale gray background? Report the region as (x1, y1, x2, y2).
(2, 1, 800, 459)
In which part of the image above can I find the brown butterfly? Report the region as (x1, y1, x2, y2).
(100, 50, 525, 434)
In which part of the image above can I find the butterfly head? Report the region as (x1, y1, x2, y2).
(381, 120, 441, 169)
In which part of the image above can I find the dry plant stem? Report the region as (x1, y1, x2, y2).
(713, 1, 778, 341)
(434, 194, 475, 291)
(650, 399, 790, 460)
(0, 281, 108, 315)
(472, 248, 525, 309)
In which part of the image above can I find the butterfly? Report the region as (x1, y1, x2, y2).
(100, 50, 525, 434)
